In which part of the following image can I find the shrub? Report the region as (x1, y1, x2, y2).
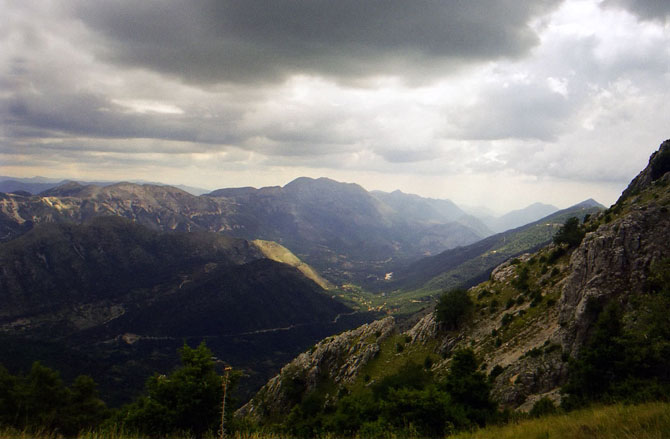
(501, 313, 514, 327)
(513, 266, 530, 292)
(553, 217, 585, 248)
(530, 397, 557, 418)
(0, 363, 108, 437)
(118, 342, 227, 439)
(489, 365, 504, 381)
(436, 289, 473, 330)
(442, 349, 496, 427)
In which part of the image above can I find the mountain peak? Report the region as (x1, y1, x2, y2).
(39, 180, 89, 197)
(620, 139, 670, 202)
(573, 198, 605, 209)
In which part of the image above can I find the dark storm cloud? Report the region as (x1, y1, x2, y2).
(2, 91, 243, 146)
(602, 0, 670, 21)
(73, 0, 561, 85)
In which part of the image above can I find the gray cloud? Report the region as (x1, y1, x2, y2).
(602, 0, 670, 21)
(447, 81, 575, 141)
(73, 0, 561, 85)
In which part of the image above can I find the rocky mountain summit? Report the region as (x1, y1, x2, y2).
(239, 139, 670, 420)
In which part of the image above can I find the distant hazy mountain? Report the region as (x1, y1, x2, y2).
(0, 179, 59, 195)
(0, 176, 209, 196)
(385, 199, 605, 304)
(370, 190, 493, 237)
(483, 202, 559, 233)
(1, 177, 489, 286)
(0, 217, 372, 404)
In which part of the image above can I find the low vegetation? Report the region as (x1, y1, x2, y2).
(448, 402, 670, 439)
(275, 349, 497, 438)
(0, 363, 108, 437)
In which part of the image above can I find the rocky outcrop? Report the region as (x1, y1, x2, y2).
(491, 349, 566, 408)
(237, 316, 396, 421)
(558, 161, 670, 355)
(490, 253, 532, 283)
(620, 139, 670, 200)
(406, 313, 438, 344)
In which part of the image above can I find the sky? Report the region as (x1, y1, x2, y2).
(1, 0, 669, 213)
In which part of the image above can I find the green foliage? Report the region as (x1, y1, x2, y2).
(282, 349, 496, 437)
(562, 268, 670, 410)
(436, 288, 473, 330)
(442, 349, 497, 427)
(529, 397, 558, 418)
(0, 362, 108, 437)
(118, 341, 228, 439)
(512, 266, 530, 292)
(489, 365, 504, 381)
(553, 217, 585, 248)
(371, 361, 432, 401)
(547, 247, 566, 264)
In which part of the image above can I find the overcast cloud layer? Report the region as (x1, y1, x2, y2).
(1, 0, 669, 212)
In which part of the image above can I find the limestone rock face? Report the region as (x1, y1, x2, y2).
(491, 253, 532, 283)
(406, 313, 438, 344)
(559, 178, 670, 355)
(620, 139, 670, 200)
(237, 316, 395, 421)
(491, 350, 566, 408)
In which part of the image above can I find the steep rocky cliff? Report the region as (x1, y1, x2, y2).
(239, 139, 670, 419)
(238, 317, 396, 421)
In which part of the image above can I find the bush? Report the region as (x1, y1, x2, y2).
(0, 362, 108, 437)
(442, 349, 496, 427)
(436, 289, 473, 330)
(118, 342, 228, 439)
(530, 397, 557, 418)
(553, 217, 585, 248)
(512, 266, 530, 292)
(501, 313, 514, 327)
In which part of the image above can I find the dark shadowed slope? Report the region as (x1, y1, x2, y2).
(0, 217, 373, 405)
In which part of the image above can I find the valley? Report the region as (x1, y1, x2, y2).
(1, 139, 669, 438)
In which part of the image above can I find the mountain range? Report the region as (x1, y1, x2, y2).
(0, 169, 613, 407)
(238, 139, 670, 426)
(1, 177, 496, 287)
(0, 216, 374, 404)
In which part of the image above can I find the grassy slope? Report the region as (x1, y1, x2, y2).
(4, 402, 665, 438)
(449, 402, 670, 439)
(252, 239, 334, 290)
(337, 204, 602, 316)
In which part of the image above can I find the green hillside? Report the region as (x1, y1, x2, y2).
(377, 200, 604, 314)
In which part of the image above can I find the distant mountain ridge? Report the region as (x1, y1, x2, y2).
(0, 176, 210, 196)
(0, 177, 491, 286)
(379, 198, 605, 311)
(483, 202, 559, 233)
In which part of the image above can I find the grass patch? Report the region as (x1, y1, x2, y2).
(448, 402, 670, 439)
(349, 333, 438, 393)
